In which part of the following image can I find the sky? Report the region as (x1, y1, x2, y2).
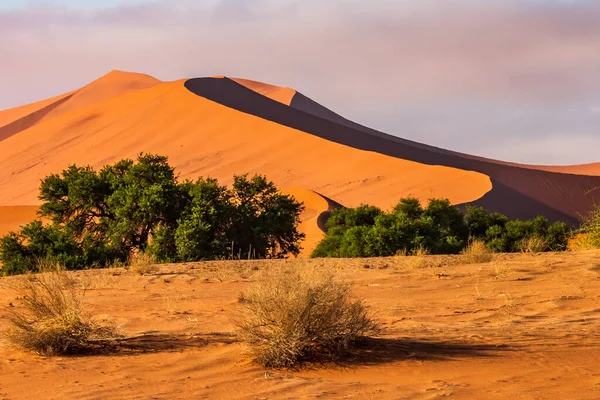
(1, 0, 599, 165)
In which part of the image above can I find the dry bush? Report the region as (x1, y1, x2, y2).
(493, 263, 513, 281)
(578, 204, 600, 249)
(568, 234, 596, 251)
(235, 267, 380, 368)
(5, 264, 119, 355)
(128, 251, 159, 275)
(520, 236, 547, 254)
(405, 246, 430, 269)
(461, 240, 493, 264)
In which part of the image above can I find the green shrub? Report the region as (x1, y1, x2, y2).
(312, 199, 571, 258)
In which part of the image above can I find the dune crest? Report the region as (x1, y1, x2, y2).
(283, 187, 342, 255)
(43, 70, 162, 118)
(0, 70, 161, 142)
(230, 77, 296, 105)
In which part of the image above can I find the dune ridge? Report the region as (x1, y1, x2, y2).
(0, 70, 161, 142)
(230, 78, 296, 105)
(0, 70, 599, 253)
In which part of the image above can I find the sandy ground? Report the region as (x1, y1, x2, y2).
(1, 251, 599, 399)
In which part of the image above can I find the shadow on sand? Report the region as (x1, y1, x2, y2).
(340, 337, 509, 366)
(88, 332, 237, 356)
(87, 334, 508, 367)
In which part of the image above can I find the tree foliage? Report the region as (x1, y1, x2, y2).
(312, 200, 571, 258)
(0, 154, 305, 275)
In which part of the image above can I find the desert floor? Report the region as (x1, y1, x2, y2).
(1, 251, 600, 399)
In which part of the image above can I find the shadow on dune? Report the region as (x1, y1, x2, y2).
(184, 77, 600, 226)
(316, 193, 344, 233)
(0, 94, 75, 142)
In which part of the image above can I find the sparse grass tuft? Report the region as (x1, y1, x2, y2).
(520, 236, 547, 254)
(578, 204, 600, 249)
(405, 247, 430, 269)
(235, 266, 380, 369)
(493, 263, 513, 281)
(128, 252, 159, 275)
(567, 234, 596, 252)
(5, 264, 119, 355)
(461, 240, 493, 264)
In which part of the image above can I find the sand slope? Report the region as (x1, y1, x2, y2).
(0, 71, 160, 142)
(1, 252, 599, 399)
(0, 206, 39, 238)
(0, 76, 494, 254)
(1, 70, 600, 253)
(231, 78, 296, 105)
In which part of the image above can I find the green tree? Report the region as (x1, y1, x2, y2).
(1, 155, 305, 274)
(173, 178, 233, 261)
(423, 199, 468, 254)
(229, 175, 305, 259)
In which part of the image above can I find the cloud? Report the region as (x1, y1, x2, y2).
(1, 0, 599, 164)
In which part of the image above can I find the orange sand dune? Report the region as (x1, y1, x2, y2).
(3, 70, 600, 253)
(0, 74, 492, 255)
(0, 206, 39, 237)
(0, 92, 74, 129)
(283, 188, 342, 255)
(0, 70, 161, 142)
(0, 79, 491, 209)
(231, 78, 296, 105)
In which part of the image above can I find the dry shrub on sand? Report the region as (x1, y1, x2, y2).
(405, 246, 430, 269)
(568, 234, 596, 251)
(393, 247, 431, 270)
(520, 236, 547, 254)
(128, 251, 159, 275)
(235, 267, 380, 368)
(6, 264, 119, 355)
(578, 204, 600, 249)
(461, 240, 493, 264)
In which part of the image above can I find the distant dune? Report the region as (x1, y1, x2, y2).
(283, 187, 342, 254)
(0, 71, 599, 254)
(0, 70, 160, 143)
